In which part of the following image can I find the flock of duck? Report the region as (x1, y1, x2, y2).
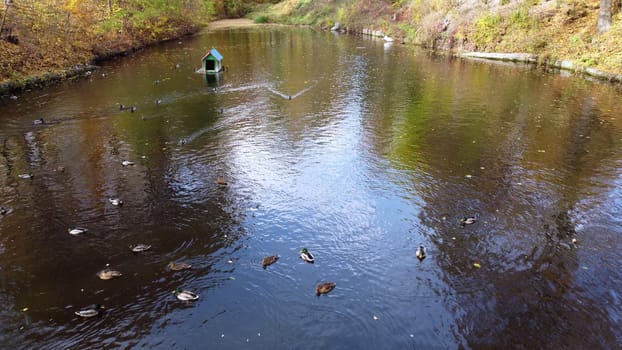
(413, 216, 477, 262)
(15, 95, 481, 318)
(69, 170, 357, 318)
(71, 172, 230, 318)
(260, 248, 337, 297)
(258, 217, 478, 302)
(3, 178, 479, 318)
(5, 141, 482, 319)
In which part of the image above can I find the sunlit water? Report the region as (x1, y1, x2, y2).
(1, 26, 622, 349)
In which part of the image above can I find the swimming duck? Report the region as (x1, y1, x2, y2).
(460, 216, 476, 226)
(262, 255, 279, 269)
(174, 288, 199, 301)
(55, 166, 65, 172)
(216, 176, 228, 186)
(316, 282, 336, 296)
(300, 248, 314, 263)
(121, 160, 134, 166)
(156, 99, 162, 105)
(130, 244, 151, 253)
(75, 304, 103, 318)
(18, 173, 33, 179)
(97, 268, 122, 280)
(168, 261, 192, 271)
(32, 118, 45, 125)
(416, 245, 426, 261)
(130, 106, 137, 113)
(0, 207, 8, 215)
(68, 227, 88, 235)
(109, 198, 123, 206)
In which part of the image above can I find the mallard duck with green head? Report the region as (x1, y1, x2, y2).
(174, 288, 199, 301)
(300, 248, 314, 263)
(75, 304, 104, 318)
(316, 282, 336, 296)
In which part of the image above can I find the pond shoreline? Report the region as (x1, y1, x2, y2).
(457, 52, 622, 85)
(0, 31, 200, 98)
(3, 18, 621, 98)
(344, 26, 622, 86)
(0, 19, 268, 98)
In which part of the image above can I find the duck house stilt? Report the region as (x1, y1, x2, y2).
(201, 48, 224, 74)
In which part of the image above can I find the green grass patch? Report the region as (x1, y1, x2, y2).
(473, 13, 504, 48)
(254, 15, 270, 23)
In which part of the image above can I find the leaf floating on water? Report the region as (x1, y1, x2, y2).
(21, 307, 29, 312)
(581, 266, 589, 270)
(473, 263, 482, 268)
(465, 174, 472, 178)
(373, 315, 379, 320)
(229, 276, 236, 280)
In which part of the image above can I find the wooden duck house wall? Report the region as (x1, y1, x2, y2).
(201, 48, 223, 74)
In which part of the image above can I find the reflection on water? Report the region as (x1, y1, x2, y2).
(1, 26, 622, 348)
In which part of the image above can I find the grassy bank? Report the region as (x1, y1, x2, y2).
(248, 0, 622, 76)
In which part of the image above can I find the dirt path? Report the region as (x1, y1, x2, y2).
(207, 19, 261, 30)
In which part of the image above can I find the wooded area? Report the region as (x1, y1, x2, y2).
(0, 0, 219, 85)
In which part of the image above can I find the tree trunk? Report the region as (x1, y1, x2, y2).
(598, 0, 613, 33)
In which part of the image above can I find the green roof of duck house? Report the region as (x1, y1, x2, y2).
(201, 48, 223, 74)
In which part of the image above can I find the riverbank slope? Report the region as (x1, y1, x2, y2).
(249, 0, 622, 77)
(0, 0, 214, 94)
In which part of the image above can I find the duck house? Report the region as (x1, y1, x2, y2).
(201, 48, 223, 74)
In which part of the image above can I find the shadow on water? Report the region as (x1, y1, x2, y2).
(0, 26, 621, 349)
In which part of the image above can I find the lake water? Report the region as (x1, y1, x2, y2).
(1, 25, 622, 349)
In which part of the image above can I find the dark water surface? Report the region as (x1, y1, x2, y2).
(1, 26, 622, 349)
